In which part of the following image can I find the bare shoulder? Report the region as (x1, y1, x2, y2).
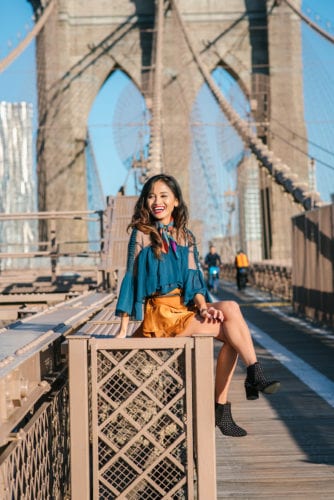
(134, 228, 150, 248)
(184, 228, 196, 246)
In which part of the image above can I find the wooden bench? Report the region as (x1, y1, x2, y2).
(80, 303, 140, 337)
(98, 195, 137, 292)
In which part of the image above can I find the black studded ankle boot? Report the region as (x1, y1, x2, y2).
(245, 362, 281, 400)
(215, 402, 247, 437)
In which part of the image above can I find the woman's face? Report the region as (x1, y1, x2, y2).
(146, 180, 179, 225)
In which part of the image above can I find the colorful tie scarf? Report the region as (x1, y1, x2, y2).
(157, 219, 178, 257)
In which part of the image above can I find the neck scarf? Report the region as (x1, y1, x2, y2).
(157, 219, 178, 258)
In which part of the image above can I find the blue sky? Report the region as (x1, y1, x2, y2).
(0, 0, 334, 202)
(0, 1, 131, 196)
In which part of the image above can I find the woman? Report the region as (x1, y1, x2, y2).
(115, 174, 280, 437)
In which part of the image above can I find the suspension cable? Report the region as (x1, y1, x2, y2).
(147, 0, 164, 176)
(170, 0, 321, 210)
(282, 0, 334, 44)
(271, 116, 334, 159)
(0, 0, 56, 74)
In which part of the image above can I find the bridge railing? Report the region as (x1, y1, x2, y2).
(0, 210, 104, 281)
(221, 262, 292, 301)
(69, 333, 217, 499)
(0, 382, 70, 500)
(292, 203, 334, 328)
(0, 210, 104, 292)
(0, 293, 114, 498)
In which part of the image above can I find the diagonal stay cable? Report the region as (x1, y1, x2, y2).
(170, 0, 321, 210)
(0, 0, 56, 73)
(282, 0, 334, 44)
(271, 116, 334, 159)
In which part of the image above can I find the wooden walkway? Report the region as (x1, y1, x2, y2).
(215, 282, 334, 499)
(2, 276, 332, 498)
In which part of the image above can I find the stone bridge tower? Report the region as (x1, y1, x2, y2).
(29, 0, 307, 260)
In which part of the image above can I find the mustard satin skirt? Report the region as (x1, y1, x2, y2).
(133, 289, 197, 338)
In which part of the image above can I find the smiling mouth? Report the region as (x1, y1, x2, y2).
(152, 206, 165, 214)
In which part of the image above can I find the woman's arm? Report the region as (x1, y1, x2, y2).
(115, 313, 129, 338)
(194, 293, 207, 314)
(194, 293, 224, 322)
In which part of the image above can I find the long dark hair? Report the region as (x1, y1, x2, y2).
(129, 174, 189, 258)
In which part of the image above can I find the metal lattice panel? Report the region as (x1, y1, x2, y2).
(90, 339, 194, 499)
(0, 383, 70, 500)
(50, 383, 70, 498)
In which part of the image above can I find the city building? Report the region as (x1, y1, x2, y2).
(0, 102, 36, 269)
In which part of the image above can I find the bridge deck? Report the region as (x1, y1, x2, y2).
(0, 279, 333, 497)
(74, 281, 334, 498)
(215, 281, 334, 499)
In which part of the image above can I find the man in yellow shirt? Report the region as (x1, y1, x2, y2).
(235, 249, 249, 290)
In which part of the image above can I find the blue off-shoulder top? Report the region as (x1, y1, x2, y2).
(115, 229, 210, 320)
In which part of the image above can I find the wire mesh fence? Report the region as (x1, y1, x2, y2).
(69, 335, 216, 499)
(0, 382, 70, 500)
(92, 343, 192, 499)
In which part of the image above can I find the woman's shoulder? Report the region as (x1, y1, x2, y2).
(180, 227, 196, 246)
(130, 227, 151, 248)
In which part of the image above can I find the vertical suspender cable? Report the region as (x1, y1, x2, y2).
(147, 0, 164, 176)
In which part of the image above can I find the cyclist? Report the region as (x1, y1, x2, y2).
(204, 245, 222, 292)
(235, 249, 249, 290)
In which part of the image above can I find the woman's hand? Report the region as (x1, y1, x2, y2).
(114, 313, 129, 338)
(114, 327, 127, 338)
(200, 306, 224, 322)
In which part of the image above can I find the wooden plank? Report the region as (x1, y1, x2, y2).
(0, 292, 115, 373)
(215, 361, 334, 499)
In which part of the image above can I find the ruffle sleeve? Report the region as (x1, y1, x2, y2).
(115, 272, 135, 317)
(115, 228, 143, 319)
(183, 268, 211, 305)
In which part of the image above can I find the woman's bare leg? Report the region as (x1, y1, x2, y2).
(180, 300, 258, 401)
(218, 301, 257, 367)
(180, 300, 279, 435)
(215, 344, 238, 403)
(181, 300, 257, 366)
(180, 300, 259, 436)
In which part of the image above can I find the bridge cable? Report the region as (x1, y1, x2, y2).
(170, 0, 321, 210)
(0, 0, 56, 74)
(146, 0, 165, 177)
(271, 117, 334, 159)
(282, 0, 334, 44)
(270, 118, 334, 171)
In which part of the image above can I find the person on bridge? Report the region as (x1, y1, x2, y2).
(204, 244, 222, 292)
(115, 174, 280, 437)
(235, 249, 249, 290)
